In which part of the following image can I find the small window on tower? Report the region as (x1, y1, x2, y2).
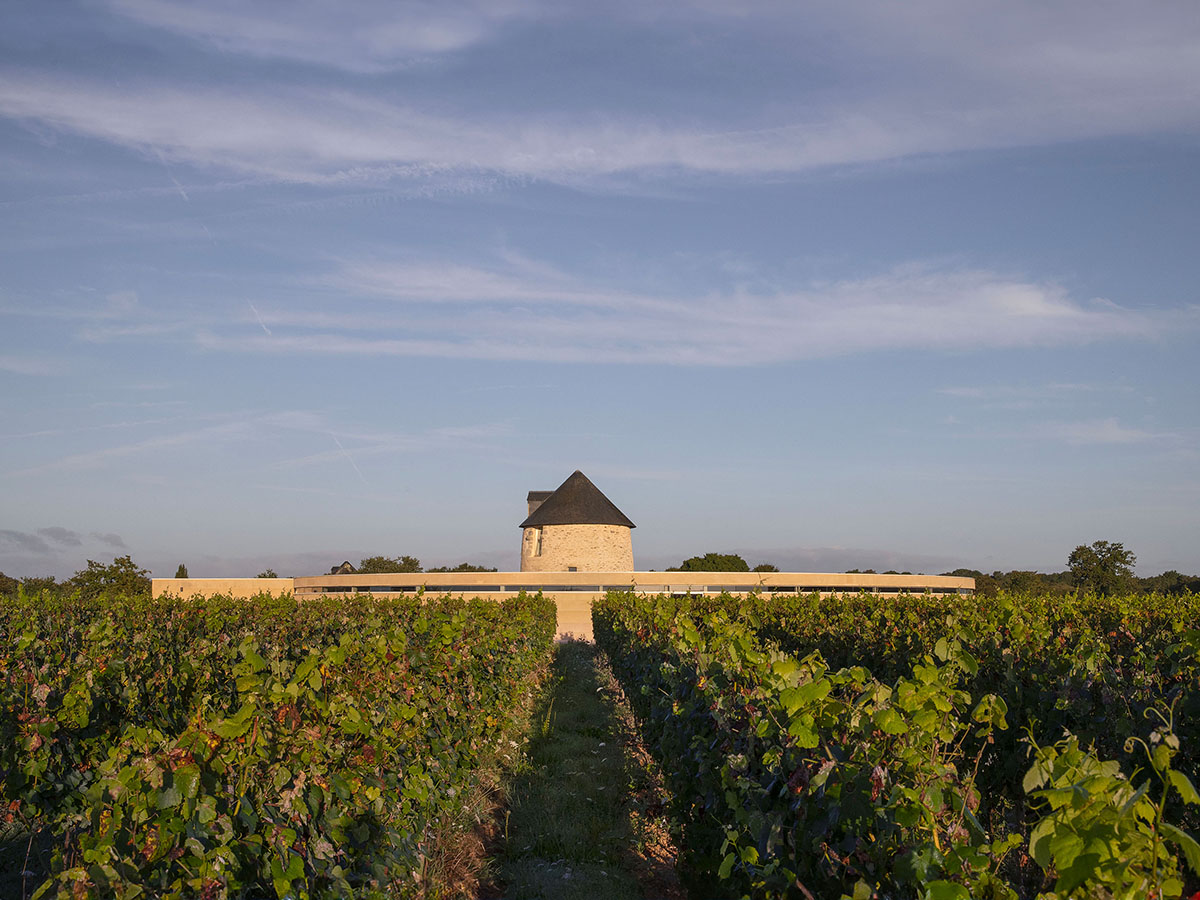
(533, 527, 543, 556)
(568, 566, 577, 572)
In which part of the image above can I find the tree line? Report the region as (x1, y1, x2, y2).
(0, 555, 151, 599)
(665, 552, 780, 572)
(946, 540, 1198, 596)
(346, 556, 497, 574)
(0, 553, 501, 599)
(3, 541, 1195, 599)
(664, 542, 1198, 598)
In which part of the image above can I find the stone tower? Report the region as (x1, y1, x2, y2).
(519, 471, 635, 572)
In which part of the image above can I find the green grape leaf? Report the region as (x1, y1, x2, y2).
(1161, 823, 1200, 875)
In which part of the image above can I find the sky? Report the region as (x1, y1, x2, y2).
(1, 1, 1198, 579)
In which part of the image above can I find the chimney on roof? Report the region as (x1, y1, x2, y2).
(527, 490, 553, 517)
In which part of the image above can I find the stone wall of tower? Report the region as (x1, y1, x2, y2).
(520, 523, 634, 572)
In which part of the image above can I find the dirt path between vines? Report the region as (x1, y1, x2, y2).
(481, 639, 685, 900)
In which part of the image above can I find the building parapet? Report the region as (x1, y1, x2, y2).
(290, 573, 974, 602)
(292, 570, 973, 598)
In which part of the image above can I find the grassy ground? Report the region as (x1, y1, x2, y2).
(487, 640, 682, 900)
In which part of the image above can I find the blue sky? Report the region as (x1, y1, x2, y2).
(2, 1, 1198, 579)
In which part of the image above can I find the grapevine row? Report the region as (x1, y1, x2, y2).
(1, 590, 556, 899)
(595, 591, 1200, 899)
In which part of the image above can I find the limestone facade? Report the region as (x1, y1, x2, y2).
(520, 523, 634, 572)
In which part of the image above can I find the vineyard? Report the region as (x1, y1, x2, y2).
(1, 591, 556, 899)
(595, 590, 1200, 900)
(4, 586, 1199, 899)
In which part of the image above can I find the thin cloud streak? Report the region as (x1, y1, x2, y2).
(1033, 418, 1173, 446)
(274, 422, 512, 470)
(5, 422, 252, 478)
(197, 263, 1189, 366)
(105, 0, 541, 72)
(248, 303, 272, 336)
(2, 409, 507, 479)
(936, 382, 1142, 410)
(329, 434, 369, 486)
(0, 355, 64, 376)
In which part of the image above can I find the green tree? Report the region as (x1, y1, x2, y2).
(426, 562, 498, 572)
(0, 571, 18, 597)
(996, 570, 1043, 593)
(175, 563, 189, 578)
(752, 563, 779, 572)
(1068, 541, 1136, 596)
(670, 553, 750, 572)
(257, 569, 279, 578)
(1138, 569, 1199, 595)
(358, 555, 422, 574)
(942, 568, 997, 596)
(67, 556, 151, 600)
(21, 575, 59, 595)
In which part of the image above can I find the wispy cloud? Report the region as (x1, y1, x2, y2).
(37, 526, 82, 546)
(197, 261, 1192, 366)
(273, 422, 513, 470)
(0, 354, 63, 376)
(91, 531, 128, 548)
(3, 408, 513, 480)
(0, 527, 125, 560)
(0, 529, 52, 555)
(936, 382, 1142, 410)
(1033, 418, 1171, 446)
(4, 414, 209, 441)
(4, 0, 1200, 189)
(104, 0, 540, 72)
(5, 421, 252, 477)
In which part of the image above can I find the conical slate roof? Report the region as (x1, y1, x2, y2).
(519, 471, 635, 529)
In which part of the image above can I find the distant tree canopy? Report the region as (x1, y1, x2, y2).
(358, 555, 422, 574)
(941, 568, 1074, 597)
(67, 556, 151, 600)
(752, 563, 780, 572)
(669, 553, 750, 572)
(1140, 570, 1200, 594)
(352, 557, 495, 573)
(936, 545, 1188, 597)
(175, 563, 188, 578)
(0, 571, 18, 597)
(256, 569, 279, 579)
(20, 576, 59, 595)
(1068, 540, 1137, 596)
